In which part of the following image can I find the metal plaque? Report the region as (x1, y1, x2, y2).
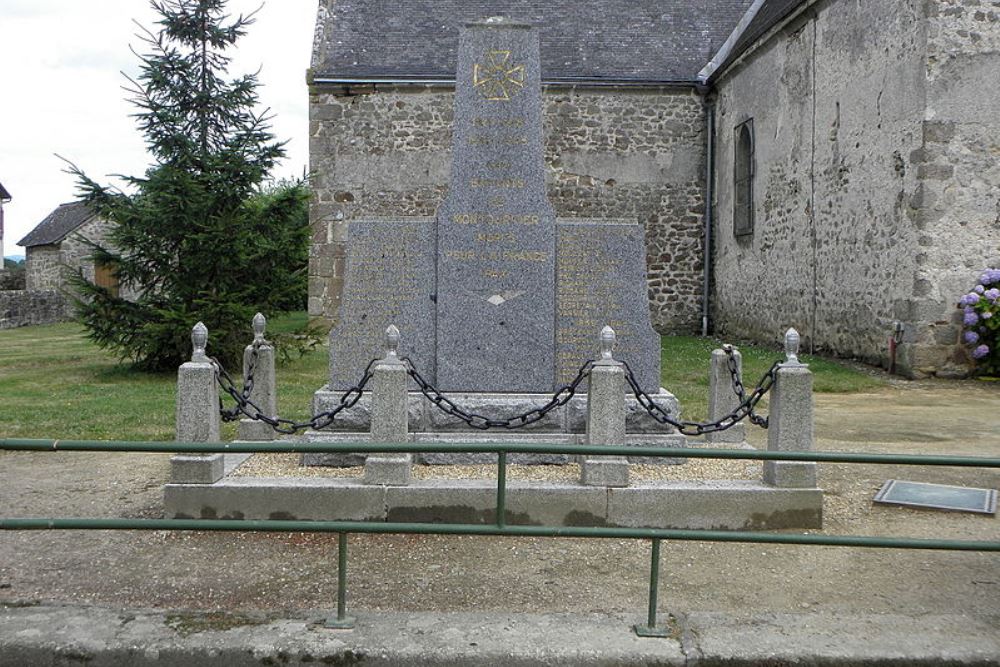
(873, 480, 997, 515)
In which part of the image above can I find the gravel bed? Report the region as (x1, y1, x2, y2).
(231, 445, 763, 482)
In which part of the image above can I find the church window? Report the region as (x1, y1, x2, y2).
(733, 119, 755, 237)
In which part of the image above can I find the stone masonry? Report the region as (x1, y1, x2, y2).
(309, 1, 999, 377)
(308, 86, 706, 335)
(25, 216, 116, 291)
(711, 0, 1000, 378)
(0, 290, 71, 330)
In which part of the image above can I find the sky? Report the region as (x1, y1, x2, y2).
(0, 0, 316, 256)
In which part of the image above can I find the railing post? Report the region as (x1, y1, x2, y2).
(763, 328, 817, 488)
(238, 313, 277, 441)
(706, 346, 746, 443)
(496, 450, 508, 527)
(580, 326, 629, 487)
(324, 532, 355, 629)
(633, 538, 671, 637)
(364, 325, 412, 485)
(171, 322, 224, 484)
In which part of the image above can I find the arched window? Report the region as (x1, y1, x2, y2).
(733, 120, 755, 237)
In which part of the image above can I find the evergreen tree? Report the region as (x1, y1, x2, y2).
(68, 0, 309, 371)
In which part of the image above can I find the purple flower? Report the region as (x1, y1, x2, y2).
(972, 344, 990, 360)
(984, 311, 994, 319)
(964, 311, 980, 325)
(975, 285, 986, 294)
(985, 288, 1000, 301)
(960, 293, 981, 306)
(981, 269, 1000, 285)
(965, 330, 980, 344)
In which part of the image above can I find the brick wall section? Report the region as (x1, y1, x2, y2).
(308, 86, 707, 333)
(0, 290, 71, 329)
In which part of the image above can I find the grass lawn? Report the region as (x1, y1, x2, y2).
(0, 317, 884, 440)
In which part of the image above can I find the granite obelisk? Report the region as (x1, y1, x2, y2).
(435, 18, 556, 392)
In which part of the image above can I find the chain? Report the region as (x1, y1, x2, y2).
(213, 351, 377, 435)
(622, 358, 781, 437)
(215, 342, 259, 422)
(403, 358, 595, 430)
(214, 343, 780, 438)
(722, 344, 769, 428)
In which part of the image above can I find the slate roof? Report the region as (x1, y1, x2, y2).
(18, 201, 96, 248)
(312, 0, 755, 83)
(0, 182, 10, 202)
(704, 0, 807, 81)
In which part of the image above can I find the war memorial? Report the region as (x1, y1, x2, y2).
(163, 18, 821, 530)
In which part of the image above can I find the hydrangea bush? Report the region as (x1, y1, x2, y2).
(959, 268, 1000, 376)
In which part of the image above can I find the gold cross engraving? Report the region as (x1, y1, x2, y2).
(473, 50, 525, 101)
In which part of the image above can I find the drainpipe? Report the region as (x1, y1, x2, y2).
(701, 90, 716, 337)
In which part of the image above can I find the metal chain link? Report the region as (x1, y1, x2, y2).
(621, 357, 781, 436)
(214, 342, 780, 437)
(213, 349, 377, 435)
(215, 342, 260, 423)
(722, 344, 769, 428)
(402, 358, 595, 430)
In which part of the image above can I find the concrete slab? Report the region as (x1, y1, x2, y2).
(2, 605, 998, 667)
(684, 610, 1000, 665)
(164, 476, 821, 529)
(384, 479, 609, 526)
(164, 477, 387, 521)
(607, 481, 823, 530)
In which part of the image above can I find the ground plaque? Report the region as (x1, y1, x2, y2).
(435, 17, 556, 392)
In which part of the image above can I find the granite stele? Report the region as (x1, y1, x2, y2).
(311, 17, 679, 457)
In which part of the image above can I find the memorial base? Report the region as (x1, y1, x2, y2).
(300, 430, 689, 467)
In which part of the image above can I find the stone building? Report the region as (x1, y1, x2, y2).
(708, 0, 1000, 378)
(0, 182, 10, 265)
(309, 0, 999, 378)
(18, 201, 120, 294)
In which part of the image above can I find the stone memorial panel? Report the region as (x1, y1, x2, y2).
(555, 220, 661, 394)
(435, 18, 557, 392)
(328, 219, 436, 389)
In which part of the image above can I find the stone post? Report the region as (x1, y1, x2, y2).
(171, 322, 224, 484)
(763, 328, 817, 488)
(580, 327, 629, 487)
(238, 313, 277, 441)
(364, 325, 412, 485)
(705, 346, 746, 443)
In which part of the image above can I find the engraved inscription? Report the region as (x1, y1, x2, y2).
(556, 225, 643, 386)
(330, 221, 435, 388)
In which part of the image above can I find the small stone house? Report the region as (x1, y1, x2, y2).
(308, 0, 999, 378)
(18, 202, 120, 294)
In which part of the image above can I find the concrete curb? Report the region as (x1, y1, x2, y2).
(2, 604, 998, 666)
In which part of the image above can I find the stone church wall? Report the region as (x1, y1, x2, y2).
(308, 86, 707, 334)
(906, 0, 1000, 375)
(712, 0, 939, 374)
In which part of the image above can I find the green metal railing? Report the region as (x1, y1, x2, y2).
(2, 437, 999, 635)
